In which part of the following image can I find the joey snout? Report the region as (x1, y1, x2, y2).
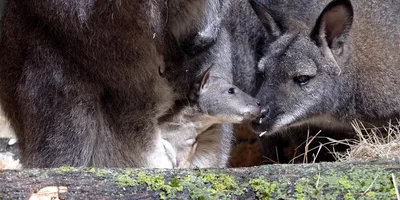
(242, 101, 261, 120)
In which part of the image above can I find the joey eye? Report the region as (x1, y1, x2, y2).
(293, 75, 312, 86)
(228, 88, 236, 94)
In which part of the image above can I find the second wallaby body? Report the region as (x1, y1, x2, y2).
(250, 0, 400, 134)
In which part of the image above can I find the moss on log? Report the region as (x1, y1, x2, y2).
(0, 160, 400, 199)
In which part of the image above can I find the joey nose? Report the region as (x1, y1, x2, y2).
(245, 103, 261, 119)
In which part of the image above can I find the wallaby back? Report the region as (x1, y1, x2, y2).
(251, 0, 400, 134)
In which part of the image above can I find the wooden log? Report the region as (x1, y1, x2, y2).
(1, 160, 400, 199)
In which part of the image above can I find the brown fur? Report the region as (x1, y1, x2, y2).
(0, 0, 215, 168)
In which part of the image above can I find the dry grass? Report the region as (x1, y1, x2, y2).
(261, 127, 351, 164)
(332, 120, 400, 162)
(288, 132, 348, 164)
(265, 119, 400, 164)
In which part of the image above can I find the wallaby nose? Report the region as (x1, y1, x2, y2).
(256, 107, 270, 124)
(260, 107, 270, 118)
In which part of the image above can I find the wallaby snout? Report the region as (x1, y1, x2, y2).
(227, 88, 261, 122)
(242, 101, 262, 120)
(252, 106, 272, 132)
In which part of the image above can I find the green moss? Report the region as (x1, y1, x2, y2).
(116, 170, 137, 187)
(59, 166, 73, 172)
(199, 173, 244, 196)
(82, 167, 95, 173)
(365, 191, 375, 197)
(177, 172, 245, 200)
(107, 165, 399, 199)
(295, 184, 305, 200)
(338, 176, 352, 189)
(82, 167, 107, 177)
(136, 172, 166, 191)
(389, 188, 397, 198)
(295, 184, 303, 193)
(115, 170, 183, 199)
(249, 178, 278, 200)
(344, 192, 354, 200)
(96, 169, 105, 176)
(88, 167, 96, 173)
(293, 166, 400, 200)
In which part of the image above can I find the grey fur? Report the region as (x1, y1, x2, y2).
(159, 107, 238, 168)
(0, 0, 219, 168)
(160, 23, 260, 168)
(160, 67, 260, 169)
(251, 0, 400, 134)
(222, 0, 268, 96)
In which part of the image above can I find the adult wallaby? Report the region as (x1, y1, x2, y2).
(160, 66, 261, 168)
(0, 0, 221, 168)
(250, 0, 400, 135)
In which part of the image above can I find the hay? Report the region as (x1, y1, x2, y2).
(333, 120, 400, 161)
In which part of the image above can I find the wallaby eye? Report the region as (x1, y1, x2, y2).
(293, 75, 312, 86)
(228, 88, 236, 94)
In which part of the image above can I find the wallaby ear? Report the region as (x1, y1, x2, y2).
(249, 0, 282, 37)
(188, 65, 213, 102)
(199, 65, 213, 91)
(311, 0, 353, 49)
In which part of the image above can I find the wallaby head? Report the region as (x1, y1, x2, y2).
(250, 0, 356, 134)
(190, 66, 261, 124)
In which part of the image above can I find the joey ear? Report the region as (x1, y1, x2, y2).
(199, 65, 213, 91)
(249, 0, 282, 37)
(311, 0, 353, 49)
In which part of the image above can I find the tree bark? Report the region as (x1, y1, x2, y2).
(1, 160, 400, 200)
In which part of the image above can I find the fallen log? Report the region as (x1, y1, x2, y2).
(1, 160, 400, 200)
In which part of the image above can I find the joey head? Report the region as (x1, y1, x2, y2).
(193, 66, 261, 124)
(160, 66, 260, 168)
